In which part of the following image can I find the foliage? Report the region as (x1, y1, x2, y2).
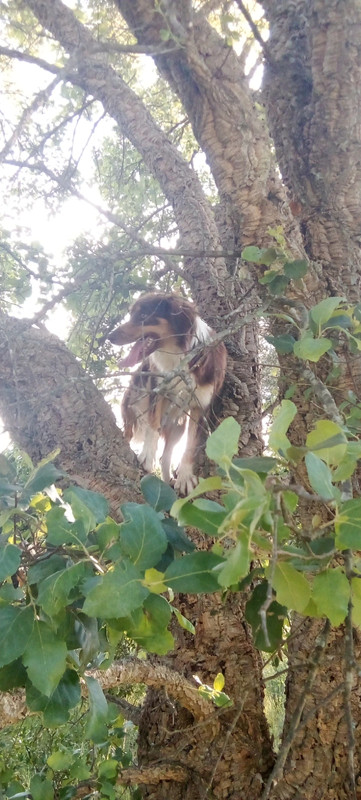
(2, 238, 361, 789)
(2, 269, 361, 698)
(0, 711, 138, 800)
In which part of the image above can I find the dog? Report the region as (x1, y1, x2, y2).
(106, 292, 227, 494)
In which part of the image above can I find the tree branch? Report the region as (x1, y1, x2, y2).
(93, 660, 218, 728)
(234, 0, 269, 58)
(0, 45, 63, 75)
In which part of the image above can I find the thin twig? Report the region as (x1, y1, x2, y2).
(234, 0, 270, 58)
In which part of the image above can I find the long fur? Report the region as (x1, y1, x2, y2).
(107, 292, 227, 494)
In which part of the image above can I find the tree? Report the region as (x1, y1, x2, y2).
(0, 1, 361, 798)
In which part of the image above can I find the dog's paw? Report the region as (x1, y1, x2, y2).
(138, 451, 155, 473)
(174, 469, 198, 496)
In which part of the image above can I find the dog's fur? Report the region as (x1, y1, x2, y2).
(107, 292, 227, 494)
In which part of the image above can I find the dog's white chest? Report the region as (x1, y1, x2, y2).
(149, 346, 184, 374)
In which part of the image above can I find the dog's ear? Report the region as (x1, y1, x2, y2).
(165, 298, 195, 336)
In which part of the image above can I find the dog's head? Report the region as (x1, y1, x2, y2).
(107, 293, 196, 366)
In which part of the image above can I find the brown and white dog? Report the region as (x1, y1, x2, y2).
(107, 292, 226, 494)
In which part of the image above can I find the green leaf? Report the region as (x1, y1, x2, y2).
(161, 518, 195, 553)
(172, 607, 195, 634)
(93, 520, 121, 553)
(84, 675, 108, 742)
(20, 457, 64, 505)
(216, 533, 250, 587)
(245, 581, 286, 652)
(231, 456, 278, 474)
(171, 476, 222, 517)
(23, 621, 67, 697)
(0, 583, 23, 604)
(27, 669, 81, 725)
(268, 563, 311, 613)
(74, 613, 101, 667)
(259, 269, 279, 284)
(206, 417, 240, 465)
(159, 27, 171, 41)
(47, 750, 74, 771)
(119, 503, 167, 569)
(250, 247, 279, 267)
(312, 568, 349, 626)
(164, 552, 224, 593)
(293, 336, 332, 362)
(140, 475, 177, 511)
(283, 260, 308, 279)
(310, 297, 344, 326)
(333, 455, 358, 482)
(335, 499, 361, 548)
(143, 567, 167, 594)
(268, 275, 290, 294)
(306, 420, 347, 465)
(28, 555, 67, 585)
(325, 313, 352, 330)
(305, 452, 337, 501)
(0, 659, 27, 690)
(176, 498, 227, 536)
(30, 775, 54, 800)
(46, 506, 86, 545)
(83, 561, 149, 618)
(0, 453, 16, 478)
(98, 759, 118, 780)
(213, 673, 225, 691)
(0, 606, 34, 667)
(266, 334, 296, 354)
(37, 562, 91, 617)
(0, 543, 21, 581)
(268, 399, 297, 455)
(64, 487, 109, 532)
(282, 490, 299, 513)
(241, 246, 263, 262)
(113, 594, 174, 655)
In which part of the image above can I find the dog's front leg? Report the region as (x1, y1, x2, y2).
(174, 409, 202, 495)
(161, 421, 186, 484)
(138, 426, 159, 473)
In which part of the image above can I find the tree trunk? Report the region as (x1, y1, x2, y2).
(0, 314, 140, 514)
(262, 2, 361, 797)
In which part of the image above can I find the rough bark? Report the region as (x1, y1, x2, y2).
(0, 314, 140, 514)
(137, 593, 274, 799)
(116, 0, 279, 246)
(261, 3, 361, 797)
(268, 621, 361, 800)
(263, 0, 361, 292)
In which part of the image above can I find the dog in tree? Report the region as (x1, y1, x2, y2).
(107, 293, 226, 494)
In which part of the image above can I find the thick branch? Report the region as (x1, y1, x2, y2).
(0, 313, 140, 515)
(117, 765, 188, 786)
(263, 0, 361, 279)
(93, 660, 218, 728)
(23, 0, 229, 324)
(116, 0, 279, 244)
